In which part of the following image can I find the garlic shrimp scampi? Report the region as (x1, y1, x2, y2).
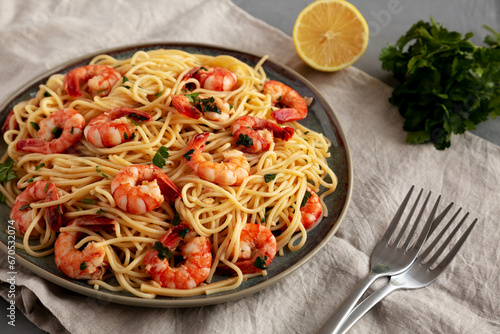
(2, 48, 338, 298)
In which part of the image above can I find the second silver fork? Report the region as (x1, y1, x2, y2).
(318, 186, 441, 334)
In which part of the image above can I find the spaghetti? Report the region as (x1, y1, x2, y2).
(1, 49, 337, 298)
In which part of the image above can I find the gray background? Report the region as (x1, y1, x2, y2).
(1, 0, 499, 333)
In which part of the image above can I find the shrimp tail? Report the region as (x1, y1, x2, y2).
(2, 109, 18, 135)
(16, 138, 50, 154)
(70, 215, 116, 231)
(159, 223, 190, 248)
(156, 173, 182, 204)
(171, 95, 202, 119)
(44, 204, 64, 232)
(271, 108, 306, 124)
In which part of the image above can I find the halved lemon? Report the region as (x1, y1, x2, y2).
(293, 0, 369, 72)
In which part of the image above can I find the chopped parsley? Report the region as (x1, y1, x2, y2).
(70, 126, 74, 135)
(152, 241, 173, 261)
(183, 149, 195, 161)
(30, 122, 40, 131)
(0, 159, 17, 183)
(300, 191, 312, 208)
(264, 174, 277, 183)
(80, 262, 88, 270)
(51, 126, 62, 138)
(96, 166, 109, 179)
(43, 91, 51, 97)
(253, 256, 268, 270)
(177, 228, 190, 238)
(96, 208, 107, 215)
(43, 182, 49, 193)
(236, 133, 253, 149)
(155, 91, 163, 99)
(81, 198, 97, 205)
(35, 163, 45, 171)
(152, 146, 170, 168)
(19, 204, 31, 211)
(171, 210, 181, 226)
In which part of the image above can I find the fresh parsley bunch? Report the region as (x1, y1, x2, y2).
(380, 18, 500, 150)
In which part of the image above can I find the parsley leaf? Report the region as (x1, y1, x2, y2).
(152, 241, 173, 261)
(380, 18, 500, 150)
(300, 191, 312, 208)
(35, 163, 45, 171)
(236, 133, 253, 149)
(0, 159, 17, 183)
(264, 174, 277, 183)
(96, 166, 109, 179)
(30, 122, 40, 131)
(253, 256, 268, 270)
(183, 149, 195, 161)
(152, 146, 170, 168)
(80, 262, 88, 270)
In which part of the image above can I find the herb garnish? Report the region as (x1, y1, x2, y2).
(253, 256, 268, 270)
(300, 191, 312, 208)
(236, 134, 253, 149)
(152, 241, 173, 261)
(30, 122, 40, 131)
(0, 159, 17, 184)
(96, 166, 109, 179)
(35, 163, 45, 171)
(380, 18, 500, 150)
(183, 149, 195, 161)
(264, 174, 277, 183)
(80, 262, 88, 270)
(152, 146, 170, 168)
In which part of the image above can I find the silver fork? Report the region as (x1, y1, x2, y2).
(337, 207, 477, 333)
(318, 186, 441, 334)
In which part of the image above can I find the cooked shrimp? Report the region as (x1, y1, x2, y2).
(64, 64, 122, 97)
(263, 80, 308, 123)
(144, 223, 212, 289)
(170, 94, 233, 121)
(111, 164, 181, 214)
(10, 181, 63, 235)
(1, 109, 18, 135)
(299, 189, 323, 230)
(218, 223, 277, 275)
(183, 133, 250, 186)
(84, 107, 152, 147)
(183, 66, 237, 91)
(54, 215, 115, 280)
(16, 108, 85, 154)
(232, 115, 294, 153)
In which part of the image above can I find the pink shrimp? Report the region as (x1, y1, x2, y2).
(299, 189, 323, 230)
(232, 115, 294, 153)
(16, 108, 85, 154)
(84, 107, 152, 147)
(183, 66, 237, 91)
(170, 94, 233, 121)
(144, 223, 212, 289)
(263, 80, 308, 123)
(183, 133, 250, 186)
(63, 64, 122, 97)
(10, 181, 63, 235)
(1, 109, 18, 135)
(218, 223, 277, 275)
(111, 164, 181, 214)
(54, 215, 115, 280)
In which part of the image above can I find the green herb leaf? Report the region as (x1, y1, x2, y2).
(172, 210, 181, 226)
(380, 18, 500, 150)
(30, 122, 40, 131)
(236, 133, 253, 149)
(177, 228, 190, 238)
(253, 256, 268, 270)
(80, 262, 88, 270)
(96, 208, 106, 215)
(152, 241, 173, 261)
(51, 126, 62, 138)
(96, 166, 109, 179)
(152, 146, 170, 168)
(35, 163, 45, 171)
(0, 159, 18, 183)
(44, 91, 50, 97)
(185, 92, 200, 104)
(264, 174, 277, 183)
(81, 198, 97, 205)
(300, 191, 312, 208)
(183, 148, 195, 161)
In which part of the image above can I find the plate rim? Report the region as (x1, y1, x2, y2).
(0, 41, 353, 308)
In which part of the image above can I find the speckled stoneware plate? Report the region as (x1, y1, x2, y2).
(0, 43, 353, 308)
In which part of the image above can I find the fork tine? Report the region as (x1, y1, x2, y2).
(406, 194, 440, 252)
(432, 218, 477, 272)
(380, 186, 415, 244)
(429, 202, 455, 236)
(393, 188, 423, 247)
(400, 190, 431, 249)
(419, 208, 462, 260)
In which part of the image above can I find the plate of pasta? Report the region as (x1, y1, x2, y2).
(0, 43, 352, 307)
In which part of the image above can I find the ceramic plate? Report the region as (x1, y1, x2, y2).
(0, 43, 352, 307)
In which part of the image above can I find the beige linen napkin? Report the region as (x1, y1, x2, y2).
(1, 0, 499, 333)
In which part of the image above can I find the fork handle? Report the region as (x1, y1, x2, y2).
(318, 272, 381, 334)
(337, 283, 399, 334)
